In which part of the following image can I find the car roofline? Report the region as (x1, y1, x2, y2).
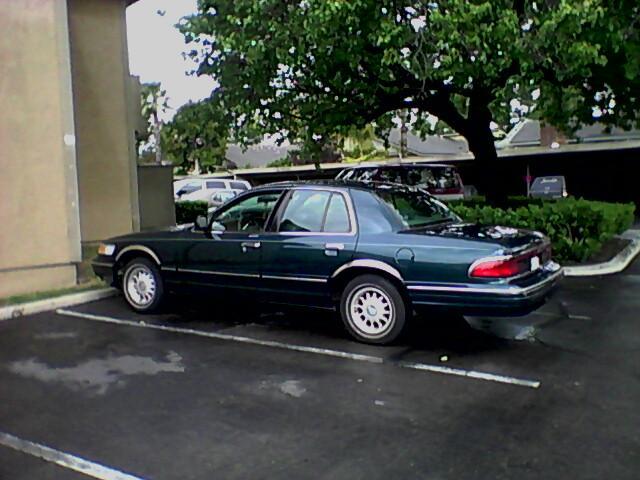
(251, 179, 433, 196)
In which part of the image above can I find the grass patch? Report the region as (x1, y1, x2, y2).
(0, 278, 105, 308)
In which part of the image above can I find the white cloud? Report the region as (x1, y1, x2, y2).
(126, 0, 217, 120)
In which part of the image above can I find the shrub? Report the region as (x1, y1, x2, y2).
(175, 201, 208, 224)
(267, 157, 293, 168)
(449, 198, 635, 263)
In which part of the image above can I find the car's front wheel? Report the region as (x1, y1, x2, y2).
(122, 257, 164, 312)
(340, 274, 407, 345)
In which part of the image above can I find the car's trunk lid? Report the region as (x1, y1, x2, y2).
(407, 222, 547, 253)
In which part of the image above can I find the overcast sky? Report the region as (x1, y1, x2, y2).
(126, 0, 216, 119)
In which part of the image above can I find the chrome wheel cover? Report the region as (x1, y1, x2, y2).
(125, 265, 157, 307)
(347, 285, 395, 339)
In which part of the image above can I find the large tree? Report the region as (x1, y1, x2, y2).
(181, 0, 639, 195)
(161, 99, 229, 174)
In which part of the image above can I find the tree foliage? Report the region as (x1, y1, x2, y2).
(161, 98, 229, 174)
(138, 82, 169, 160)
(180, 0, 639, 175)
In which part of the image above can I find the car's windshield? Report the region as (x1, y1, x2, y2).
(375, 189, 459, 229)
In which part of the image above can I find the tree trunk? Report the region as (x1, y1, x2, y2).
(465, 128, 508, 205)
(415, 92, 506, 203)
(153, 111, 162, 164)
(465, 95, 507, 205)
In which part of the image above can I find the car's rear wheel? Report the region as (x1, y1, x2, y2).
(340, 274, 407, 345)
(122, 257, 164, 312)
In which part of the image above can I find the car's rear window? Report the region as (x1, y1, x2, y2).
(375, 189, 459, 229)
(531, 176, 564, 193)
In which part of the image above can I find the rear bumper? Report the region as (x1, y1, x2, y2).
(406, 262, 563, 316)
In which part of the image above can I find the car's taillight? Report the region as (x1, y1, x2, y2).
(469, 257, 526, 278)
(469, 255, 531, 278)
(470, 244, 551, 279)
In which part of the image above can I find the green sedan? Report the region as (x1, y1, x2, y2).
(92, 181, 563, 344)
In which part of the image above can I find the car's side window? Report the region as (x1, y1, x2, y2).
(278, 190, 331, 233)
(205, 180, 226, 189)
(277, 190, 352, 233)
(323, 193, 351, 233)
(212, 191, 282, 234)
(350, 189, 397, 233)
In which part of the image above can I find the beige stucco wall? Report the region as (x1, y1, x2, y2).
(67, 0, 139, 243)
(138, 165, 177, 230)
(0, 0, 82, 297)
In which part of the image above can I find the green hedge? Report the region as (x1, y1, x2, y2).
(449, 198, 635, 263)
(175, 201, 208, 224)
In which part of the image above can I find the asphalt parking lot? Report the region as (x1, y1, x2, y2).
(1, 262, 640, 479)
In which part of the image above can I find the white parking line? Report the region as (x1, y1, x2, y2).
(56, 309, 541, 389)
(0, 431, 145, 480)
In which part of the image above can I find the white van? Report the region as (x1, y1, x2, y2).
(174, 178, 251, 203)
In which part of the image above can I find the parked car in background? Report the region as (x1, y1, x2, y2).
(336, 163, 465, 200)
(174, 178, 251, 202)
(209, 190, 240, 209)
(530, 176, 568, 199)
(93, 180, 562, 345)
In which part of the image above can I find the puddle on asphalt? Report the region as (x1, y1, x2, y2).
(465, 317, 538, 341)
(255, 378, 307, 398)
(8, 351, 184, 395)
(279, 380, 306, 398)
(464, 302, 569, 342)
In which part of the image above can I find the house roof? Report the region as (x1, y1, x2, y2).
(496, 119, 640, 149)
(225, 142, 295, 169)
(381, 128, 469, 155)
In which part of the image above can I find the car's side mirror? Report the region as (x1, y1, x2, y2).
(195, 215, 208, 231)
(210, 221, 226, 234)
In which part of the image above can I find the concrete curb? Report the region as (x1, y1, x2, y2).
(565, 230, 640, 277)
(0, 288, 118, 321)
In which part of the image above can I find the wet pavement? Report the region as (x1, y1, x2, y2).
(1, 261, 639, 479)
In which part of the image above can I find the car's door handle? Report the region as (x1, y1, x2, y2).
(241, 241, 261, 252)
(324, 243, 344, 256)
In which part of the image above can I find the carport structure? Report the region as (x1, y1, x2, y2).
(0, 0, 143, 298)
